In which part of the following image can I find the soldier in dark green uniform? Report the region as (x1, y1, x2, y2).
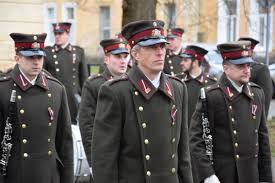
(0, 33, 73, 183)
(190, 41, 272, 183)
(164, 28, 184, 75)
(44, 22, 88, 124)
(238, 37, 273, 117)
(79, 38, 129, 167)
(91, 20, 193, 183)
(176, 45, 217, 126)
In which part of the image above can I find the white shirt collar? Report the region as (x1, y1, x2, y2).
(61, 42, 70, 49)
(173, 47, 182, 55)
(227, 77, 243, 93)
(19, 68, 38, 85)
(145, 72, 161, 88)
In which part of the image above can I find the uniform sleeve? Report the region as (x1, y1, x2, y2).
(178, 82, 193, 183)
(56, 86, 74, 183)
(254, 65, 273, 117)
(43, 48, 50, 71)
(258, 89, 273, 182)
(189, 93, 215, 182)
(91, 84, 122, 183)
(79, 79, 98, 166)
(78, 48, 88, 90)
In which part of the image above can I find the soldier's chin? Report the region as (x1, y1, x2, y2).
(240, 78, 249, 85)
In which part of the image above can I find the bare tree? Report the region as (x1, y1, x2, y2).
(122, 0, 157, 27)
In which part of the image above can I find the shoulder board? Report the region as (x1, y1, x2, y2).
(0, 75, 11, 82)
(168, 74, 183, 83)
(87, 74, 103, 81)
(72, 45, 84, 50)
(174, 72, 185, 78)
(107, 74, 128, 86)
(205, 74, 218, 82)
(43, 72, 63, 85)
(248, 82, 261, 89)
(205, 83, 220, 92)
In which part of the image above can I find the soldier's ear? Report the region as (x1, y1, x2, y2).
(103, 55, 110, 65)
(15, 55, 20, 64)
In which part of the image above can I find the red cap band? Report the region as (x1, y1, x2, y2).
(128, 28, 164, 47)
(221, 50, 252, 60)
(171, 30, 183, 37)
(15, 42, 44, 49)
(104, 43, 126, 53)
(183, 50, 204, 62)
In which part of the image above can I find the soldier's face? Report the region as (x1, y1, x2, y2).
(167, 36, 182, 51)
(105, 53, 129, 76)
(15, 55, 44, 80)
(223, 63, 251, 86)
(133, 43, 166, 75)
(54, 32, 70, 46)
(180, 58, 193, 72)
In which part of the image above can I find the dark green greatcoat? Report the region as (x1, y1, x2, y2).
(91, 65, 193, 183)
(164, 49, 183, 75)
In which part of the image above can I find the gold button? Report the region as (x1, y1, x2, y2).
(172, 138, 176, 143)
(17, 95, 22, 100)
(255, 154, 258, 158)
(54, 61, 58, 65)
(146, 171, 151, 176)
(145, 155, 150, 160)
(255, 129, 258, 133)
(48, 93, 52, 98)
(20, 109, 25, 114)
(171, 168, 176, 173)
(231, 118, 235, 122)
(73, 75, 76, 78)
(134, 91, 139, 96)
(233, 130, 237, 135)
(142, 123, 147, 128)
(48, 151, 52, 155)
(52, 49, 55, 52)
(171, 154, 175, 159)
(138, 106, 144, 111)
(256, 143, 258, 146)
(205, 80, 208, 84)
(48, 122, 52, 127)
(168, 60, 172, 64)
(23, 153, 28, 158)
(53, 55, 57, 58)
(253, 116, 256, 120)
(236, 154, 239, 159)
(170, 66, 174, 69)
(229, 106, 232, 110)
(22, 139, 27, 144)
(73, 82, 76, 86)
(171, 72, 174, 75)
(56, 68, 60, 72)
(48, 138, 51, 142)
(144, 139, 149, 145)
(73, 68, 76, 71)
(22, 124, 27, 128)
(234, 143, 238, 147)
(172, 122, 175, 126)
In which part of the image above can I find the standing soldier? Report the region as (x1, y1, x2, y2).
(164, 28, 184, 75)
(91, 20, 193, 183)
(44, 22, 88, 124)
(0, 33, 73, 183)
(238, 37, 273, 117)
(190, 41, 272, 183)
(79, 38, 129, 167)
(176, 45, 217, 126)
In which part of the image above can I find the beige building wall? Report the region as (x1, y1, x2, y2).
(0, 0, 45, 71)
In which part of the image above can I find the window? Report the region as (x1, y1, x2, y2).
(217, 0, 239, 42)
(62, 2, 76, 44)
(164, 3, 176, 29)
(249, 0, 273, 51)
(43, 3, 57, 45)
(100, 6, 110, 40)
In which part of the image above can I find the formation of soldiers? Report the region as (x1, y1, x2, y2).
(0, 19, 273, 183)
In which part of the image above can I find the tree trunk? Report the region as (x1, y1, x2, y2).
(122, 0, 157, 27)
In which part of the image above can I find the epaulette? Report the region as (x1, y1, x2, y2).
(87, 74, 103, 81)
(107, 74, 128, 86)
(0, 75, 11, 82)
(248, 82, 261, 89)
(205, 74, 218, 82)
(174, 72, 185, 78)
(205, 83, 220, 92)
(168, 74, 184, 83)
(72, 45, 84, 51)
(42, 71, 63, 85)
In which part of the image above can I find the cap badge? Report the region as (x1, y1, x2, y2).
(241, 50, 249, 57)
(56, 24, 60, 29)
(153, 22, 157, 27)
(119, 43, 125, 48)
(152, 29, 161, 37)
(31, 42, 40, 49)
(33, 36, 37, 41)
